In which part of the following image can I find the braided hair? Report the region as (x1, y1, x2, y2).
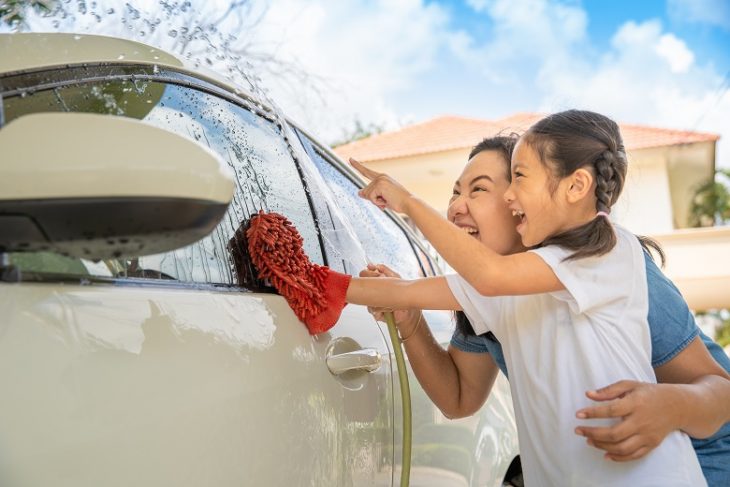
(522, 110, 628, 260)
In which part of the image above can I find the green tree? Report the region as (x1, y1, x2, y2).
(716, 318, 730, 348)
(697, 310, 730, 348)
(331, 119, 386, 148)
(689, 168, 730, 227)
(690, 168, 730, 349)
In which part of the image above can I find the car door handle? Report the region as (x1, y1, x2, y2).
(326, 349, 382, 375)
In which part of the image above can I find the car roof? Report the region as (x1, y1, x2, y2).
(1, 33, 368, 184)
(0, 32, 266, 108)
(0, 32, 183, 73)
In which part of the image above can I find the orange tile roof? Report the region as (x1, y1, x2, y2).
(333, 113, 720, 163)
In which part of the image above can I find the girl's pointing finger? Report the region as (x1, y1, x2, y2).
(350, 157, 381, 180)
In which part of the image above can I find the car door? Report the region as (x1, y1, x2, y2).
(0, 64, 392, 486)
(294, 130, 520, 486)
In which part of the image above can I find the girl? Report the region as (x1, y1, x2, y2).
(362, 134, 730, 484)
(346, 110, 706, 486)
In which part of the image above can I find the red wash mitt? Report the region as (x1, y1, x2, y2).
(244, 211, 351, 334)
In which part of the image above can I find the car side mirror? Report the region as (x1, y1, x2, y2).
(0, 112, 235, 259)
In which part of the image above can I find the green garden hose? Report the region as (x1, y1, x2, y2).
(384, 311, 412, 487)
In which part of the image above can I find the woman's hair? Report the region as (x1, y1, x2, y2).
(522, 109, 626, 260)
(468, 134, 519, 170)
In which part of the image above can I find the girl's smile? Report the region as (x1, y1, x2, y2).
(504, 139, 560, 247)
(511, 208, 526, 234)
(505, 138, 603, 247)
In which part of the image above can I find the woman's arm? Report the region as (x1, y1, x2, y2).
(575, 337, 730, 461)
(654, 337, 730, 438)
(361, 264, 499, 418)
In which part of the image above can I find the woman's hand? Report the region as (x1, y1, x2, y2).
(359, 263, 422, 334)
(574, 380, 680, 461)
(350, 158, 414, 213)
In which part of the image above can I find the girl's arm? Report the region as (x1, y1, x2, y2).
(575, 337, 730, 461)
(403, 193, 562, 295)
(350, 159, 562, 296)
(346, 275, 461, 311)
(361, 264, 499, 418)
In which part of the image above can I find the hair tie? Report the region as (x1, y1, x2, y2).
(596, 211, 610, 219)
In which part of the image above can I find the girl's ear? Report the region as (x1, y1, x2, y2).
(566, 168, 594, 203)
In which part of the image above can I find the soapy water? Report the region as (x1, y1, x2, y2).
(4, 0, 372, 272)
(7, 1, 276, 104)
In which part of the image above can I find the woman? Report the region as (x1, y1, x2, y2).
(362, 135, 730, 484)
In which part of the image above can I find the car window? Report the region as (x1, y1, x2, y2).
(412, 240, 438, 277)
(294, 129, 425, 279)
(2, 67, 323, 286)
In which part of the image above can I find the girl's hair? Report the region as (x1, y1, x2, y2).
(523, 109, 626, 261)
(455, 125, 664, 338)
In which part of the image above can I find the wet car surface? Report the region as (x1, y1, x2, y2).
(0, 33, 519, 486)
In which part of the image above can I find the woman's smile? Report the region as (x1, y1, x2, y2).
(454, 222, 480, 239)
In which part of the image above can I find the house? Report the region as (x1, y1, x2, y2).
(334, 113, 729, 311)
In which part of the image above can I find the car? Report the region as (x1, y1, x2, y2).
(0, 32, 519, 486)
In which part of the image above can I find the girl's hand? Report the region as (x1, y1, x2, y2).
(574, 381, 678, 462)
(350, 158, 413, 213)
(359, 263, 421, 330)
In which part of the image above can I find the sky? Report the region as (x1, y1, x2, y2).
(246, 0, 730, 167)
(8, 0, 730, 166)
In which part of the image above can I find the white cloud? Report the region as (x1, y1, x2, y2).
(466, 0, 588, 60)
(277, 0, 730, 165)
(533, 18, 730, 165)
(445, 3, 729, 167)
(243, 0, 452, 142)
(7, 0, 453, 143)
(609, 21, 694, 73)
(433, 2, 729, 166)
(668, 0, 730, 30)
(654, 33, 694, 73)
(466, 0, 490, 11)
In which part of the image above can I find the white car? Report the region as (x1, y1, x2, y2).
(0, 33, 519, 486)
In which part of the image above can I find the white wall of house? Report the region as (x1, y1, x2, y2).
(654, 226, 730, 311)
(614, 148, 675, 235)
(666, 141, 717, 228)
(615, 142, 715, 234)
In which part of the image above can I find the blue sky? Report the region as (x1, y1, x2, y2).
(378, 0, 730, 133)
(10, 0, 730, 165)
(584, 0, 730, 66)
(227, 0, 729, 167)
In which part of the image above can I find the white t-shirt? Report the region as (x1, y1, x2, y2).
(446, 225, 705, 486)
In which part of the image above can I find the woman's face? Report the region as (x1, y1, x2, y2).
(447, 149, 525, 256)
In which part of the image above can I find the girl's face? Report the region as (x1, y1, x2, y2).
(504, 139, 573, 247)
(447, 150, 525, 256)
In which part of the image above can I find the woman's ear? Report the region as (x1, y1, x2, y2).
(566, 168, 594, 203)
